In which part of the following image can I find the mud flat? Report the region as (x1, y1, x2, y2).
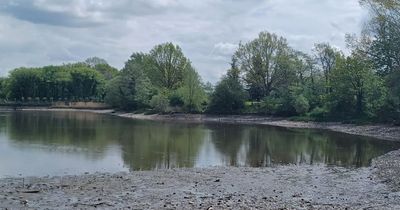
(1, 159, 400, 209)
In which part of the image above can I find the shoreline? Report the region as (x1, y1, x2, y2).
(7, 108, 400, 141)
(112, 112, 400, 142)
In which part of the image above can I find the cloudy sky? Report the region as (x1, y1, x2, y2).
(0, 0, 366, 83)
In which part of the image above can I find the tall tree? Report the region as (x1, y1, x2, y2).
(208, 60, 247, 114)
(330, 54, 386, 117)
(313, 43, 342, 93)
(105, 53, 152, 110)
(360, 0, 400, 75)
(360, 0, 400, 121)
(234, 31, 290, 100)
(179, 67, 206, 112)
(147, 43, 191, 90)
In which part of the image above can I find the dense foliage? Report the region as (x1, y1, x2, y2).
(1, 0, 399, 123)
(207, 0, 400, 123)
(6, 63, 108, 101)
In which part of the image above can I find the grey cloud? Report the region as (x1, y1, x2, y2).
(0, 0, 364, 83)
(0, 0, 183, 27)
(0, 1, 103, 27)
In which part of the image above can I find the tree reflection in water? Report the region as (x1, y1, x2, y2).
(4, 111, 400, 174)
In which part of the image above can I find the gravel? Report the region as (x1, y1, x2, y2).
(1, 162, 400, 209)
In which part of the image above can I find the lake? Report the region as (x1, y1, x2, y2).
(0, 111, 399, 177)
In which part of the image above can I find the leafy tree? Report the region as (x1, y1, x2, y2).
(105, 76, 133, 109)
(0, 78, 9, 99)
(360, 0, 400, 122)
(208, 62, 247, 114)
(7, 67, 41, 100)
(178, 67, 207, 112)
(85, 57, 108, 67)
(150, 93, 169, 113)
(313, 43, 343, 93)
(293, 95, 310, 115)
(93, 64, 118, 80)
(6, 64, 107, 101)
(105, 53, 152, 110)
(329, 54, 386, 118)
(234, 32, 290, 100)
(68, 64, 105, 100)
(147, 43, 191, 90)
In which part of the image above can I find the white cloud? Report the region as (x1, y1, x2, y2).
(213, 42, 238, 56)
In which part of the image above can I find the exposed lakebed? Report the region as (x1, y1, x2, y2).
(1, 110, 400, 177)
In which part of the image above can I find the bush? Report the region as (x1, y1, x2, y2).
(260, 96, 282, 115)
(308, 106, 329, 121)
(169, 93, 184, 107)
(207, 75, 247, 114)
(150, 93, 169, 113)
(293, 95, 310, 115)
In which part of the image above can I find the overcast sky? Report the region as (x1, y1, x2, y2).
(0, 0, 366, 83)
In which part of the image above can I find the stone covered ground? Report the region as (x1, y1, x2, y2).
(1, 153, 400, 209)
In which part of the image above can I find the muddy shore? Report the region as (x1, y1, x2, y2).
(10, 108, 400, 141)
(114, 112, 400, 142)
(1, 159, 400, 209)
(1, 109, 400, 209)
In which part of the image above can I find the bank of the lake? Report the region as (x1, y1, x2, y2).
(10, 108, 400, 142)
(113, 112, 400, 142)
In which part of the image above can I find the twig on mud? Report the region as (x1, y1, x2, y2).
(17, 190, 40, 193)
(74, 201, 113, 208)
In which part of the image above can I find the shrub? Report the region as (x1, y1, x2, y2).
(150, 93, 169, 113)
(169, 93, 184, 107)
(308, 106, 329, 121)
(293, 95, 310, 115)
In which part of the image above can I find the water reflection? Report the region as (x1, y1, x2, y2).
(0, 111, 399, 177)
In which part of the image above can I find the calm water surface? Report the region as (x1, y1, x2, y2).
(1, 111, 399, 177)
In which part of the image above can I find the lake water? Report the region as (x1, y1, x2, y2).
(1, 111, 399, 177)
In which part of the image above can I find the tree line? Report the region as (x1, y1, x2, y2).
(1, 58, 117, 101)
(210, 0, 400, 123)
(0, 0, 398, 123)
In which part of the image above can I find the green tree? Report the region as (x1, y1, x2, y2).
(105, 53, 152, 110)
(147, 43, 191, 90)
(150, 93, 169, 113)
(208, 61, 247, 114)
(329, 54, 386, 118)
(0, 78, 9, 99)
(7, 67, 41, 100)
(84, 57, 108, 67)
(234, 31, 290, 100)
(360, 0, 400, 122)
(93, 64, 118, 80)
(67, 64, 105, 100)
(178, 67, 206, 112)
(313, 43, 343, 93)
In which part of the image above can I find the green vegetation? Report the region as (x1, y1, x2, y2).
(6, 63, 109, 101)
(0, 0, 399, 123)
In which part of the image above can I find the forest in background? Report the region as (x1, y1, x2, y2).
(0, 0, 399, 123)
